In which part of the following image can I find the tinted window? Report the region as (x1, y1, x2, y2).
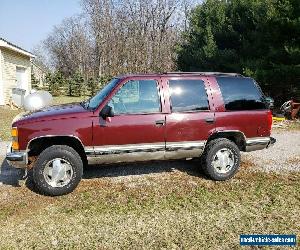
(169, 80, 209, 112)
(216, 77, 267, 111)
(108, 80, 160, 114)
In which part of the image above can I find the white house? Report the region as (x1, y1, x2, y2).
(0, 38, 35, 105)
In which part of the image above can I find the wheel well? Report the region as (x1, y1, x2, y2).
(207, 131, 246, 151)
(27, 136, 87, 165)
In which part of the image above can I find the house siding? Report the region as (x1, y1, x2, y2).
(0, 48, 31, 104)
(0, 49, 4, 105)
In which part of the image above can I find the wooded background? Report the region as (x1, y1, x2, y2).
(34, 0, 300, 106)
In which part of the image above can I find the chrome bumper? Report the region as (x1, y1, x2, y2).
(246, 137, 276, 152)
(6, 142, 27, 169)
(267, 137, 276, 148)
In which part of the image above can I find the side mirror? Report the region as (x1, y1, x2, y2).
(100, 105, 114, 119)
(265, 97, 274, 109)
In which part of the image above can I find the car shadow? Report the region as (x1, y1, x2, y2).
(82, 159, 206, 180)
(0, 157, 206, 192)
(0, 158, 25, 187)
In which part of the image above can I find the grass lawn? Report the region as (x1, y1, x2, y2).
(0, 96, 86, 141)
(0, 162, 299, 249)
(0, 107, 21, 141)
(52, 96, 86, 105)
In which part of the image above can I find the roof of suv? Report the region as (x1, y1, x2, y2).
(117, 72, 243, 78)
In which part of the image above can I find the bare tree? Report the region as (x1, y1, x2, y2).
(44, 15, 94, 79)
(42, 0, 198, 79)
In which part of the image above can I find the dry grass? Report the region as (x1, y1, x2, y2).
(273, 120, 300, 131)
(286, 157, 300, 165)
(52, 96, 86, 105)
(0, 161, 299, 249)
(0, 107, 20, 141)
(0, 96, 86, 141)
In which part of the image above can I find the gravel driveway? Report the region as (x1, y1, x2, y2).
(243, 130, 300, 172)
(0, 130, 299, 186)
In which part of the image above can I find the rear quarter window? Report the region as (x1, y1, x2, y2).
(216, 77, 267, 111)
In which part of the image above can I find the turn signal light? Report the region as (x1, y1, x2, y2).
(12, 141, 19, 151)
(11, 127, 18, 137)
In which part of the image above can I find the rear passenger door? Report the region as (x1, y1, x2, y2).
(162, 77, 215, 159)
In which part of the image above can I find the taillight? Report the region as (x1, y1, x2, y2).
(267, 110, 273, 131)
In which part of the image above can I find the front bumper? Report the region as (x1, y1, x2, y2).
(6, 142, 27, 169)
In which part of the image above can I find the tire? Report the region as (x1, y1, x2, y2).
(201, 138, 240, 181)
(32, 145, 83, 196)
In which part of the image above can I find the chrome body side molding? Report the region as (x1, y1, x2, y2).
(86, 141, 206, 164)
(87, 151, 165, 165)
(86, 143, 165, 164)
(165, 141, 206, 159)
(92, 143, 165, 155)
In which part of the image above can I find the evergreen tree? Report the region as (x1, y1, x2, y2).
(66, 76, 75, 97)
(87, 78, 98, 96)
(31, 73, 39, 90)
(45, 71, 65, 96)
(72, 71, 85, 97)
(176, 0, 300, 104)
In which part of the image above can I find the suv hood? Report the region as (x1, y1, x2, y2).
(13, 103, 87, 125)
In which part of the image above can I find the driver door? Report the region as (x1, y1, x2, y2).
(91, 77, 166, 163)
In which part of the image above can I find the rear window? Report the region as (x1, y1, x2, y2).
(169, 79, 209, 112)
(216, 77, 267, 111)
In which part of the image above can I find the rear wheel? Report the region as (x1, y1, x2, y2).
(201, 138, 240, 181)
(32, 145, 83, 196)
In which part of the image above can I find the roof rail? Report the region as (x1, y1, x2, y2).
(163, 72, 243, 77)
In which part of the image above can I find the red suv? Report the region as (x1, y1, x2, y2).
(6, 72, 275, 196)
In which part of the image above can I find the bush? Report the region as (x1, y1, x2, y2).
(43, 71, 112, 97)
(45, 72, 65, 96)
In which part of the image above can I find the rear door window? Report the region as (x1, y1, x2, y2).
(216, 77, 267, 111)
(168, 79, 209, 112)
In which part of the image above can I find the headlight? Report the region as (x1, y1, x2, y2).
(11, 127, 19, 150)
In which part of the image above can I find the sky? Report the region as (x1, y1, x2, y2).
(0, 0, 82, 52)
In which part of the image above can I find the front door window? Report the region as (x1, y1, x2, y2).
(108, 79, 161, 114)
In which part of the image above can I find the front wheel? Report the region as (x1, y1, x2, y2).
(32, 145, 83, 196)
(201, 138, 241, 181)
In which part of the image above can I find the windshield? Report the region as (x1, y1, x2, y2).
(87, 78, 119, 110)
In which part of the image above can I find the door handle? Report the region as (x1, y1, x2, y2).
(155, 120, 165, 126)
(205, 117, 215, 123)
